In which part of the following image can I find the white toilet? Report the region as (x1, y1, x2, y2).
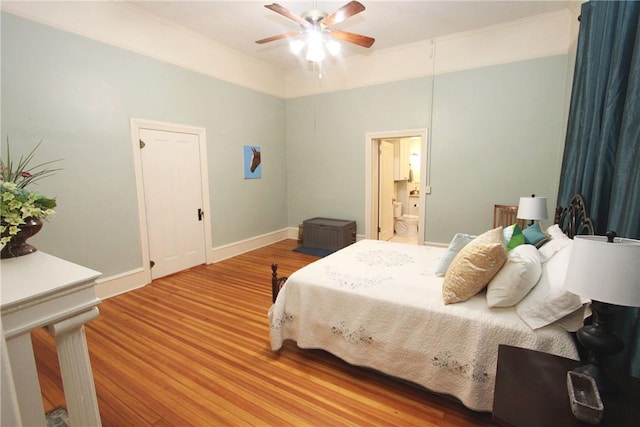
(393, 202, 419, 237)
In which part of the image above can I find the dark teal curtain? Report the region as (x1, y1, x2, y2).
(558, 0, 640, 378)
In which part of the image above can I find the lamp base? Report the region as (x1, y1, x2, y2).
(574, 301, 624, 394)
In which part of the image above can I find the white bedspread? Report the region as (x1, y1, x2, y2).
(268, 239, 579, 412)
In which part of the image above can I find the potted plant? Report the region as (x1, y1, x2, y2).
(1, 139, 61, 258)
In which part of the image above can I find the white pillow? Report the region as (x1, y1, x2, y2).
(538, 236, 572, 263)
(538, 225, 572, 262)
(546, 224, 569, 240)
(435, 233, 475, 276)
(553, 304, 591, 332)
(486, 244, 542, 308)
(516, 242, 584, 330)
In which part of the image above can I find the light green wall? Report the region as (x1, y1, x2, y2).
(426, 55, 568, 242)
(1, 12, 570, 278)
(285, 55, 568, 243)
(285, 79, 432, 231)
(1, 13, 287, 276)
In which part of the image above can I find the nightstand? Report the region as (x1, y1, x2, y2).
(492, 345, 640, 427)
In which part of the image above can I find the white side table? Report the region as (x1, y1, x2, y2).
(1, 251, 102, 426)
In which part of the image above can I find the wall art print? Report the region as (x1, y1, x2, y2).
(243, 145, 261, 179)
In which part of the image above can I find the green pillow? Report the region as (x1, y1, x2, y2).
(507, 224, 525, 251)
(523, 222, 548, 245)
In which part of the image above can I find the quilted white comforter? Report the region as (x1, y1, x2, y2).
(268, 239, 579, 412)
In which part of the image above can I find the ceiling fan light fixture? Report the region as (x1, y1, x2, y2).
(325, 39, 341, 56)
(257, 1, 374, 70)
(289, 39, 305, 54)
(305, 31, 326, 63)
(305, 44, 325, 63)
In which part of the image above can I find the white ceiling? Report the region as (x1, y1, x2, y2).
(127, 1, 574, 71)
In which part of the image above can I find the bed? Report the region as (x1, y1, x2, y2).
(268, 195, 595, 412)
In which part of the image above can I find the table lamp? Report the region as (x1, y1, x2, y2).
(564, 231, 640, 393)
(517, 194, 548, 227)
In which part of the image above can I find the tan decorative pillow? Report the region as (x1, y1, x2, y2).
(443, 227, 508, 304)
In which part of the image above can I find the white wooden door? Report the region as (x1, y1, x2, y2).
(378, 141, 395, 241)
(139, 128, 206, 279)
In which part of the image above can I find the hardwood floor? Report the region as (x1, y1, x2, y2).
(33, 239, 495, 426)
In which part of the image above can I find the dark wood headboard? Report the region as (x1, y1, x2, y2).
(554, 194, 595, 238)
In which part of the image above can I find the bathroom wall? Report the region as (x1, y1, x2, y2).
(392, 137, 421, 217)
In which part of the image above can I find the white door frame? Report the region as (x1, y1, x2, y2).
(130, 118, 213, 284)
(378, 140, 395, 241)
(364, 128, 428, 245)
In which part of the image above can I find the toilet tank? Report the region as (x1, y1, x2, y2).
(393, 202, 402, 218)
(408, 197, 419, 216)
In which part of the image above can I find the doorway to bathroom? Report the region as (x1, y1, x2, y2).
(364, 129, 429, 245)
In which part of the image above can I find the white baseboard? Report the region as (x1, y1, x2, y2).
(208, 227, 296, 263)
(95, 227, 298, 299)
(95, 267, 148, 300)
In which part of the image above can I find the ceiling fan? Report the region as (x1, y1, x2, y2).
(255, 1, 375, 51)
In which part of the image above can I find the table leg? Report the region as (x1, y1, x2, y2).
(5, 332, 47, 426)
(47, 307, 101, 426)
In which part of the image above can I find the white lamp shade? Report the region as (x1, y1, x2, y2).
(564, 235, 640, 307)
(517, 196, 548, 220)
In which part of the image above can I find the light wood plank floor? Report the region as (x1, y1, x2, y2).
(33, 239, 495, 426)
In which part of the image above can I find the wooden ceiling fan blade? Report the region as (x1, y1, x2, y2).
(265, 3, 309, 27)
(322, 1, 365, 27)
(255, 31, 301, 44)
(330, 30, 375, 48)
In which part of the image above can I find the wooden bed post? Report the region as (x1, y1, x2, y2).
(271, 263, 289, 303)
(271, 263, 279, 303)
